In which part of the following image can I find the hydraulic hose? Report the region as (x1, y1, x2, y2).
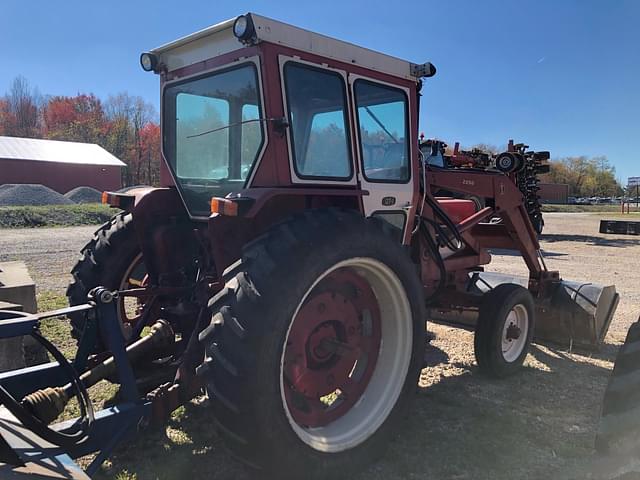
(419, 220, 447, 299)
(425, 193, 464, 248)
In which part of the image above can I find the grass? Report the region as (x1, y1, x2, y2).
(542, 204, 640, 213)
(0, 202, 635, 228)
(0, 203, 117, 228)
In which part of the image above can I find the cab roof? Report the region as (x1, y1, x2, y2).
(149, 13, 433, 81)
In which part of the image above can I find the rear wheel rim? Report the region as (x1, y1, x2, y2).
(501, 304, 529, 363)
(117, 252, 148, 338)
(280, 257, 413, 453)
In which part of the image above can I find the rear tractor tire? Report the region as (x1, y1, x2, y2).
(66, 212, 145, 349)
(197, 209, 426, 479)
(474, 284, 535, 378)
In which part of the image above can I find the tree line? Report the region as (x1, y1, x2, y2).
(0, 76, 160, 187)
(540, 156, 623, 198)
(1, 75, 625, 196)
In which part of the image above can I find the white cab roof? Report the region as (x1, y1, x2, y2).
(0, 136, 125, 167)
(151, 13, 427, 81)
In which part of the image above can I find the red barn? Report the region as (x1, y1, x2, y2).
(0, 136, 125, 193)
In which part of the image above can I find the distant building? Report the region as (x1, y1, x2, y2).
(538, 183, 569, 204)
(0, 136, 125, 193)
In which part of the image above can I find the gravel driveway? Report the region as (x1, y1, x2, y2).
(0, 225, 94, 295)
(0, 213, 638, 480)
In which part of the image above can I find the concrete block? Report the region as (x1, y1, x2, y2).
(0, 261, 37, 313)
(0, 262, 45, 372)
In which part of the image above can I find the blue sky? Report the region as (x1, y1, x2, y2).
(2, 0, 638, 181)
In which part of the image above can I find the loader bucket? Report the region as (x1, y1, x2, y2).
(430, 271, 619, 350)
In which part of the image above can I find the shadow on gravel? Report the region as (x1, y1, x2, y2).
(364, 341, 616, 480)
(540, 233, 640, 248)
(96, 341, 619, 480)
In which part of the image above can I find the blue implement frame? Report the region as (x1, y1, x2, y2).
(0, 288, 151, 479)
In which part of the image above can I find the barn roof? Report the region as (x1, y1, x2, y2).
(0, 136, 126, 167)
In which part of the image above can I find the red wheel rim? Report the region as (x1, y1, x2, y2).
(117, 254, 149, 333)
(283, 267, 382, 428)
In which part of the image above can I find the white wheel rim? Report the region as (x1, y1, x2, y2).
(279, 257, 413, 453)
(117, 252, 145, 339)
(501, 304, 529, 363)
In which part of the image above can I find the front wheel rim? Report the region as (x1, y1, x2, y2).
(501, 304, 529, 363)
(280, 257, 413, 453)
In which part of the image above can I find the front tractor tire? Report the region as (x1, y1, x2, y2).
(66, 212, 144, 346)
(474, 283, 535, 378)
(197, 210, 425, 479)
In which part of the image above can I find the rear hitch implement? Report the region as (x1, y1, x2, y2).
(0, 288, 191, 479)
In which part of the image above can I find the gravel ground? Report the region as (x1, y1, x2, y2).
(0, 213, 639, 480)
(0, 224, 93, 294)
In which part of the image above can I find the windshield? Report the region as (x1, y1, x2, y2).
(163, 63, 264, 217)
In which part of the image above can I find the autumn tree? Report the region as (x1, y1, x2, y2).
(104, 93, 159, 186)
(43, 94, 107, 143)
(139, 123, 161, 185)
(0, 99, 9, 135)
(1, 76, 41, 137)
(541, 156, 622, 197)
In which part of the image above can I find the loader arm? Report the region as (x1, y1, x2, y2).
(426, 167, 558, 294)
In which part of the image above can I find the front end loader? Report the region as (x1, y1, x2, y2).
(0, 12, 623, 479)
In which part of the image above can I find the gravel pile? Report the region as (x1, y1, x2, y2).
(64, 186, 102, 204)
(0, 184, 74, 206)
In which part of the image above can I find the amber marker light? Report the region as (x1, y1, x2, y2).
(210, 197, 239, 216)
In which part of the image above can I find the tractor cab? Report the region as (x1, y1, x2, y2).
(142, 13, 435, 238)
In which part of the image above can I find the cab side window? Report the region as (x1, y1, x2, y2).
(354, 80, 409, 182)
(283, 62, 352, 179)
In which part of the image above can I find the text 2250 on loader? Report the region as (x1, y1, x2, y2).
(0, 13, 622, 479)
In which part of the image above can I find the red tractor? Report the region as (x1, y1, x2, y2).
(42, 13, 619, 478)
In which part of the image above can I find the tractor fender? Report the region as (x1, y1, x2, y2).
(102, 186, 187, 218)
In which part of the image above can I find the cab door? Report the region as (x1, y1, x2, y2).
(349, 75, 414, 242)
(279, 55, 357, 187)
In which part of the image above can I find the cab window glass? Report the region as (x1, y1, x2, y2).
(176, 95, 229, 178)
(284, 63, 352, 179)
(354, 80, 409, 182)
(241, 104, 261, 172)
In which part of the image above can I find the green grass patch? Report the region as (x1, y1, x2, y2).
(541, 204, 640, 213)
(37, 290, 77, 359)
(0, 203, 118, 228)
